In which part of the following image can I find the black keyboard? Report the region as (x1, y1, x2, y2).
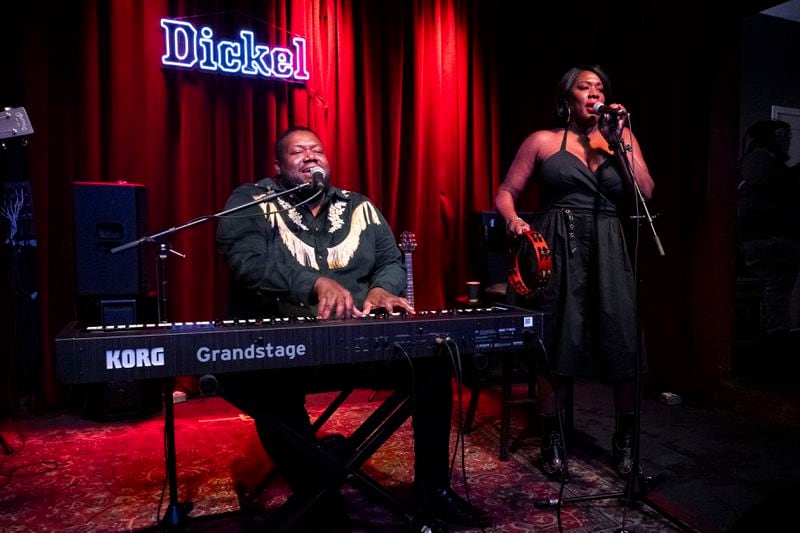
(55, 306, 544, 384)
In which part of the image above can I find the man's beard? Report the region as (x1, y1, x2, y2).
(277, 173, 322, 203)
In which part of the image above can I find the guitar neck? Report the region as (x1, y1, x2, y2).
(404, 251, 415, 308)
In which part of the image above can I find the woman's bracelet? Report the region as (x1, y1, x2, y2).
(506, 216, 524, 231)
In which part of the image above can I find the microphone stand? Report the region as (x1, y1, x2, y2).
(110, 181, 314, 529)
(533, 128, 685, 533)
(608, 129, 665, 258)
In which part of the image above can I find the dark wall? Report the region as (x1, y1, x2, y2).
(740, 13, 800, 150)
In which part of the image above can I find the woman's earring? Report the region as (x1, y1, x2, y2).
(559, 99, 571, 124)
(565, 104, 571, 124)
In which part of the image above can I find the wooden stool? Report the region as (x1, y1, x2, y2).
(463, 351, 573, 461)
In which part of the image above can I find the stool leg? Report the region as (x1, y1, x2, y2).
(527, 357, 538, 432)
(500, 355, 512, 461)
(463, 382, 481, 433)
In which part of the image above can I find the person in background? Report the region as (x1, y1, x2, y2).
(494, 65, 654, 479)
(737, 119, 800, 361)
(216, 126, 490, 530)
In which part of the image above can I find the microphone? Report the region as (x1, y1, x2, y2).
(592, 102, 628, 117)
(308, 166, 327, 191)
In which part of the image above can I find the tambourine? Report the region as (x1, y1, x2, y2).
(507, 229, 552, 298)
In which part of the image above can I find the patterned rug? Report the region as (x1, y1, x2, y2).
(0, 389, 681, 532)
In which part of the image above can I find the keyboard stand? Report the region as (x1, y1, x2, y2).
(238, 388, 356, 509)
(260, 367, 449, 532)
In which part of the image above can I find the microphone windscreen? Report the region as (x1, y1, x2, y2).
(308, 166, 327, 191)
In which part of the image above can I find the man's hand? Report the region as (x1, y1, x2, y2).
(314, 277, 362, 319)
(362, 287, 415, 315)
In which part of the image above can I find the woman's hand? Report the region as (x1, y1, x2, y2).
(506, 216, 530, 236)
(598, 104, 627, 148)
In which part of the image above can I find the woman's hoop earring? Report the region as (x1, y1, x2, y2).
(564, 104, 571, 124)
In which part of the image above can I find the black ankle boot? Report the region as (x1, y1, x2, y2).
(540, 414, 567, 480)
(612, 412, 636, 477)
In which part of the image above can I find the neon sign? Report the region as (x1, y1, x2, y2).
(160, 18, 309, 82)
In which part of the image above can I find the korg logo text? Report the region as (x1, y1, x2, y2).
(106, 347, 166, 369)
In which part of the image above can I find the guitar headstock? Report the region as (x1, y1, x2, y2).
(399, 231, 417, 253)
(0, 107, 34, 140)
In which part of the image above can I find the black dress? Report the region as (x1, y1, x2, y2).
(528, 129, 640, 380)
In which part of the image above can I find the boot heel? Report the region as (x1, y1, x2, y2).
(612, 412, 641, 478)
(540, 414, 567, 481)
(612, 432, 633, 477)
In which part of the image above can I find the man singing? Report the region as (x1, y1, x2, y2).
(216, 126, 490, 530)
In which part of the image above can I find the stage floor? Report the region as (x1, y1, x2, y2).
(2, 378, 799, 531)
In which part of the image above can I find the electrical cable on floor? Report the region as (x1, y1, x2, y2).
(391, 340, 491, 531)
(392, 341, 434, 530)
(445, 337, 490, 532)
(434, 337, 464, 481)
(0, 421, 25, 464)
(392, 342, 416, 416)
(526, 329, 566, 533)
(0, 423, 36, 490)
(0, 459, 59, 490)
(444, 341, 465, 478)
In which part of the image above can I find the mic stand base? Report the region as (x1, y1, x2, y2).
(160, 378, 193, 529)
(534, 471, 660, 508)
(535, 471, 694, 532)
(160, 502, 193, 529)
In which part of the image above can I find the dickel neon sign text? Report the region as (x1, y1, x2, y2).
(160, 18, 309, 82)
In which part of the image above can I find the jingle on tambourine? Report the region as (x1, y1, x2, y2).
(507, 229, 552, 297)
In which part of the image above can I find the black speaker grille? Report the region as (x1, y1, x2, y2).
(73, 182, 149, 296)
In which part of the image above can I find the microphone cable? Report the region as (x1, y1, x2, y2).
(214, 186, 323, 221)
(614, 109, 644, 532)
(438, 336, 490, 531)
(392, 341, 417, 418)
(442, 339, 466, 481)
(433, 335, 466, 483)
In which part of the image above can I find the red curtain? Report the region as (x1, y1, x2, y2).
(13, 0, 499, 405)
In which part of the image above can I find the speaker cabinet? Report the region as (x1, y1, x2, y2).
(78, 297, 162, 421)
(72, 182, 150, 296)
(72, 183, 160, 421)
(478, 210, 537, 286)
(81, 379, 162, 422)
